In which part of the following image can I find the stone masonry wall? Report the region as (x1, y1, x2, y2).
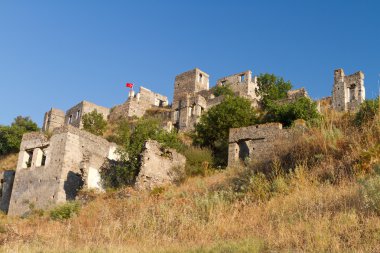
(8, 126, 117, 216)
(135, 140, 186, 190)
(228, 123, 296, 167)
(42, 108, 65, 132)
(65, 101, 110, 128)
(0, 171, 15, 214)
(332, 69, 365, 112)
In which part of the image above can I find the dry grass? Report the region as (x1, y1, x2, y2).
(0, 153, 18, 171)
(0, 110, 379, 252)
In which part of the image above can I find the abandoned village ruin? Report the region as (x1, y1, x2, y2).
(0, 67, 366, 216)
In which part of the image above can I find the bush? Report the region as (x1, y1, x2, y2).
(82, 109, 108, 136)
(256, 73, 292, 108)
(263, 97, 320, 127)
(101, 117, 185, 188)
(360, 174, 380, 214)
(0, 116, 39, 155)
(50, 201, 80, 220)
(193, 96, 258, 167)
(355, 97, 379, 126)
(212, 84, 235, 97)
(183, 147, 213, 176)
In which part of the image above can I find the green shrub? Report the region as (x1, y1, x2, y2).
(50, 201, 80, 220)
(193, 96, 258, 167)
(82, 109, 108, 136)
(183, 147, 213, 176)
(355, 97, 379, 126)
(263, 97, 320, 127)
(0, 116, 39, 155)
(256, 73, 292, 109)
(212, 84, 235, 97)
(101, 117, 185, 188)
(360, 174, 380, 214)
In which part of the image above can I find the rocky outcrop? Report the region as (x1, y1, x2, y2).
(135, 140, 186, 190)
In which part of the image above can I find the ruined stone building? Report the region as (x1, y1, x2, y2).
(109, 86, 168, 121)
(172, 68, 261, 131)
(7, 126, 118, 216)
(43, 101, 110, 132)
(332, 69, 365, 112)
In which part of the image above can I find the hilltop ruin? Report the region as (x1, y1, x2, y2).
(0, 67, 366, 215)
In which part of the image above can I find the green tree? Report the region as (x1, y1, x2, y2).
(213, 84, 235, 97)
(193, 96, 258, 167)
(263, 97, 320, 127)
(0, 116, 39, 155)
(355, 97, 379, 126)
(101, 117, 184, 188)
(82, 110, 107, 136)
(256, 73, 292, 108)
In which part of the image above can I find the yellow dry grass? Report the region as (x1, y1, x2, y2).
(0, 153, 17, 171)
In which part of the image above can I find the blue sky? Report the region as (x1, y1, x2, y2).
(0, 0, 379, 126)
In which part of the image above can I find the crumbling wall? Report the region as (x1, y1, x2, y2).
(173, 68, 209, 106)
(109, 87, 169, 121)
(8, 126, 117, 216)
(65, 101, 110, 128)
(0, 171, 15, 214)
(135, 140, 186, 190)
(216, 70, 260, 100)
(228, 123, 297, 167)
(332, 69, 365, 112)
(42, 108, 65, 132)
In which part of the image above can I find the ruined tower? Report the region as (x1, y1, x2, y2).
(332, 69, 365, 112)
(42, 108, 65, 132)
(172, 68, 210, 130)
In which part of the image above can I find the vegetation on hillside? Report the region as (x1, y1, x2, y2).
(0, 116, 38, 156)
(82, 109, 108, 136)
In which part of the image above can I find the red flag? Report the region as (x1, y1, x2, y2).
(126, 83, 134, 88)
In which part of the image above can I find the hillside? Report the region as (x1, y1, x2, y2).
(0, 109, 379, 252)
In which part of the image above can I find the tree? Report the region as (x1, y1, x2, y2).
(0, 116, 39, 155)
(263, 97, 320, 127)
(213, 84, 235, 97)
(256, 73, 292, 108)
(193, 96, 258, 167)
(355, 97, 379, 126)
(82, 110, 108, 136)
(101, 117, 184, 188)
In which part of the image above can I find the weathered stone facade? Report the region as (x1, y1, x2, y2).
(109, 86, 169, 121)
(216, 70, 260, 101)
(172, 68, 260, 131)
(228, 123, 297, 167)
(42, 101, 110, 132)
(332, 69, 365, 112)
(135, 140, 186, 190)
(42, 108, 65, 132)
(65, 101, 110, 128)
(7, 126, 118, 216)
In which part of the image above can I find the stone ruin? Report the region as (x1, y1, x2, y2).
(135, 140, 186, 190)
(7, 126, 118, 216)
(228, 123, 299, 167)
(332, 69, 365, 112)
(43, 100, 110, 132)
(3, 66, 366, 215)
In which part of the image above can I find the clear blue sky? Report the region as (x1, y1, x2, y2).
(1, 0, 379, 126)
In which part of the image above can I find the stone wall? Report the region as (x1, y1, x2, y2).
(135, 140, 186, 190)
(65, 101, 110, 128)
(228, 123, 296, 167)
(109, 87, 168, 121)
(0, 171, 15, 214)
(8, 126, 118, 216)
(216, 70, 260, 100)
(42, 108, 65, 132)
(332, 69, 365, 112)
(173, 68, 210, 105)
